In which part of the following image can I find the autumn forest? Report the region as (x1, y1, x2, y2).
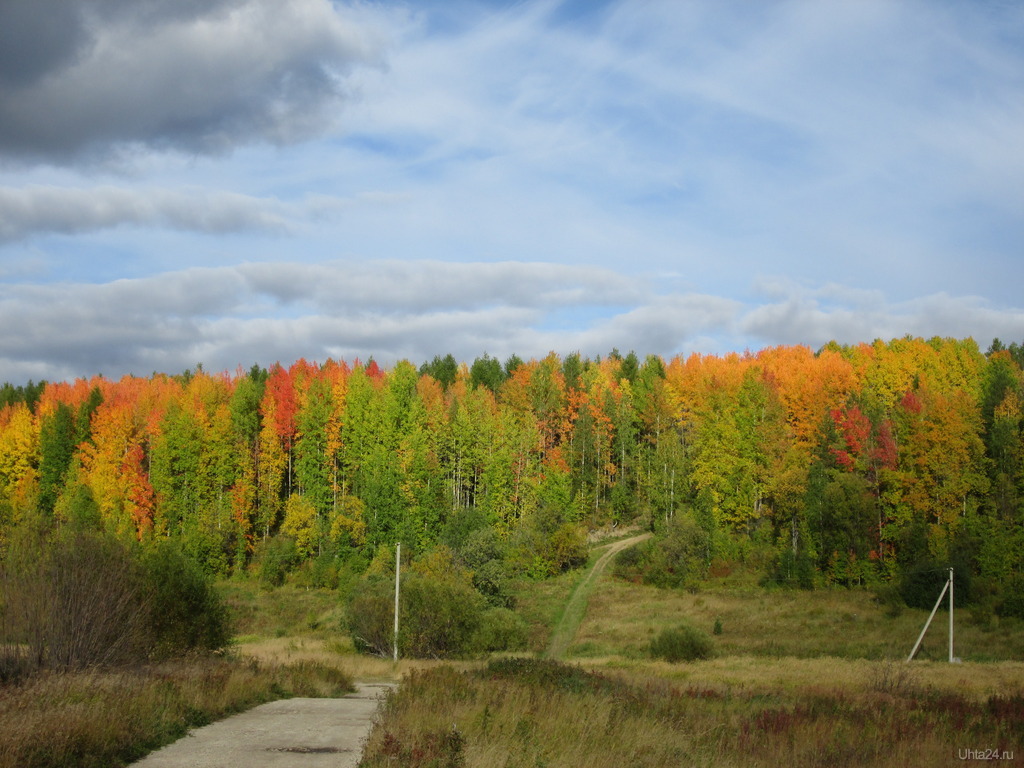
(2, 337, 1024, 615)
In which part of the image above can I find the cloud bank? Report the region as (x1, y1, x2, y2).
(2, 261, 1021, 383)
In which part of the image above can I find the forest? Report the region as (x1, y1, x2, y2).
(1, 336, 1023, 618)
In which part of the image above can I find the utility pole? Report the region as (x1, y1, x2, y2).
(948, 567, 954, 664)
(393, 542, 401, 663)
(907, 568, 957, 663)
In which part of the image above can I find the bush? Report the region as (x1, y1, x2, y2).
(472, 607, 528, 653)
(997, 574, 1024, 619)
(346, 578, 396, 657)
(899, 561, 971, 610)
(141, 540, 230, 657)
(0, 527, 230, 672)
(346, 570, 488, 659)
(1, 527, 150, 671)
(648, 623, 713, 663)
(765, 546, 816, 590)
(400, 573, 483, 658)
(471, 559, 515, 608)
(613, 517, 711, 590)
(253, 535, 299, 587)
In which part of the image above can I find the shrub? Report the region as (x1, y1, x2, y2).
(472, 607, 528, 653)
(141, 540, 230, 657)
(649, 623, 713, 663)
(872, 583, 906, 617)
(996, 574, 1024, 619)
(471, 559, 515, 608)
(346, 570, 487, 659)
(765, 546, 816, 590)
(1, 527, 150, 671)
(346, 578, 396, 657)
(613, 517, 711, 590)
(253, 535, 299, 587)
(400, 573, 483, 658)
(899, 561, 971, 610)
(1, 527, 230, 672)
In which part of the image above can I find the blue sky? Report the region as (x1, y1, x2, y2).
(0, 0, 1022, 382)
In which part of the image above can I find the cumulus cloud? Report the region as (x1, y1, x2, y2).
(0, 0, 385, 163)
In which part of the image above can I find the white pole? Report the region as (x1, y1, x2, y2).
(948, 567, 954, 663)
(393, 542, 401, 663)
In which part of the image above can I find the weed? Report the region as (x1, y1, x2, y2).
(867, 660, 922, 696)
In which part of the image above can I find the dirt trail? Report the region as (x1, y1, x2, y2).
(546, 532, 651, 660)
(129, 682, 393, 768)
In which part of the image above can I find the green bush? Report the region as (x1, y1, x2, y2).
(997, 574, 1024, 619)
(346, 570, 489, 659)
(471, 559, 515, 608)
(613, 517, 711, 590)
(346, 578, 396, 657)
(141, 540, 230, 657)
(400, 573, 483, 658)
(648, 623, 713, 663)
(899, 561, 971, 610)
(765, 546, 816, 590)
(253, 535, 299, 587)
(472, 607, 528, 653)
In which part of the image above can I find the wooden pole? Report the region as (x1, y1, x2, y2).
(907, 573, 950, 663)
(393, 542, 400, 663)
(948, 567, 954, 663)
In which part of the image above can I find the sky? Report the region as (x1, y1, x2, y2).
(0, 0, 1022, 383)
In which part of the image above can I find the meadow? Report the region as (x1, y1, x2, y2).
(2, 546, 1021, 768)
(357, 547, 1024, 768)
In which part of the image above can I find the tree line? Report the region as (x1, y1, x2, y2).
(0, 337, 1022, 612)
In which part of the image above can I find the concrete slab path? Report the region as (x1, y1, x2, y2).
(129, 683, 392, 768)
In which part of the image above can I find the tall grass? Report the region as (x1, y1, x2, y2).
(359, 659, 1023, 768)
(0, 657, 353, 768)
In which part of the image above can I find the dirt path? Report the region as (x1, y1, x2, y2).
(129, 683, 393, 768)
(546, 532, 651, 660)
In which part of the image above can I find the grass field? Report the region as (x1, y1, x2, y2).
(359, 548, 1024, 768)
(359, 658, 1023, 768)
(570, 575, 1024, 662)
(7, 552, 1019, 768)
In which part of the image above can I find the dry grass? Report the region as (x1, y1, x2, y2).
(233, 634, 480, 682)
(359, 659, 1024, 768)
(359, 557, 1024, 768)
(0, 657, 353, 768)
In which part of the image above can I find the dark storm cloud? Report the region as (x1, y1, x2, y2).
(0, 0, 382, 163)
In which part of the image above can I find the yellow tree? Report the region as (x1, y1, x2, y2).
(0, 402, 41, 527)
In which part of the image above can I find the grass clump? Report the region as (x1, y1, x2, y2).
(649, 623, 714, 663)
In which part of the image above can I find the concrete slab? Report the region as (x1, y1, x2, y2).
(129, 683, 392, 768)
